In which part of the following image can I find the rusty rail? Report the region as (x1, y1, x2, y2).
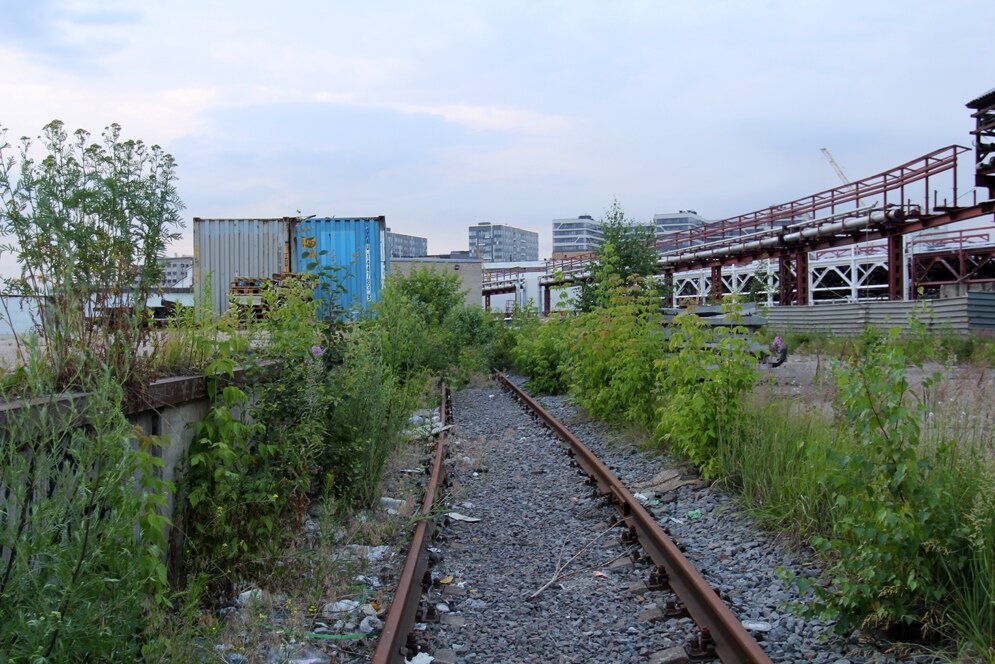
(495, 373, 772, 664)
(372, 383, 450, 664)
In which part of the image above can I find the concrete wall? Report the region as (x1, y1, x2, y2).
(0, 366, 272, 583)
(392, 258, 482, 308)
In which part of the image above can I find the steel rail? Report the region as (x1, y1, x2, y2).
(372, 383, 450, 664)
(495, 373, 772, 664)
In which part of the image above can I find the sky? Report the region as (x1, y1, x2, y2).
(1, 0, 992, 263)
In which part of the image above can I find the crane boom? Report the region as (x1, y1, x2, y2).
(820, 147, 851, 185)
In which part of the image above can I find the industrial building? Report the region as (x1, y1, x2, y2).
(386, 230, 428, 258)
(551, 215, 603, 258)
(468, 223, 539, 262)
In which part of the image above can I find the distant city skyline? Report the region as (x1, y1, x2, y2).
(1, 1, 991, 273)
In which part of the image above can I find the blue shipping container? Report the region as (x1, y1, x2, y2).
(292, 217, 389, 312)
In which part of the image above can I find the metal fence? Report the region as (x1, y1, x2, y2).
(766, 291, 995, 335)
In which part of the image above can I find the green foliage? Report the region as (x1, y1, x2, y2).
(654, 305, 758, 478)
(371, 267, 505, 386)
(0, 120, 183, 388)
(512, 310, 572, 395)
(385, 266, 465, 326)
(792, 325, 975, 634)
(181, 277, 337, 598)
(578, 199, 661, 312)
(324, 328, 417, 505)
(0, 361, 170, 661)
(568, 274, 663, 426)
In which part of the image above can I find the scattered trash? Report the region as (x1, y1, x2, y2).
(488, 394, 495, 398)
(333, 544, 392, 564)
(359, 615, 384, 634)
(742, 620, 773, 633)
(633, 492, 649, 504)
(593, 571, 608, 579)
(360, 603, 379, 616)
(447, 512, 481, 523)
(407, 653, 435, 664)
(686, 509, 703, 520)
(235, 588, 267, 607)
(439, 575, 455, 585)
(436, 602, 451, 613)
(354, 574, 382, 588)
(670, 517, 685, 525)
(320, 599, 359, 618)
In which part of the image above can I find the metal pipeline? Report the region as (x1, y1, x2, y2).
(659, 207, 911, 267)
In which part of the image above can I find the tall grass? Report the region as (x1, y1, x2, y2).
(718, 396, 839, 537)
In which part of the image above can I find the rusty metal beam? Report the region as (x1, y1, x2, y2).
(710, 265, 723, 301)
(372, 384, 449, 664)
(495, 373, 772, 664)
(887, 235, 904, 300)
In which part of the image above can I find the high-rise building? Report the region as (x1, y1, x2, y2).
(551, 215, 603, 258)
(386, 230, 428, 258)
(653, 210, 708, 250)
(653, 210, 708, 236)
(468, 223, 539, 262)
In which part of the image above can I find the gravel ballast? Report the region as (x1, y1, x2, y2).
(407, 377, 945, 664)
(420, 383, 692, 663)
(503, 374, 942, 664)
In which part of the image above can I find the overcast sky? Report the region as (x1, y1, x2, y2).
(1, 0, 992, 260)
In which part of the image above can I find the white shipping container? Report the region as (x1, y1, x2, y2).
(193, 217, 294, 314)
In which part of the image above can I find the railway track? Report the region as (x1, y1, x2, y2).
(373, 377, 771, 664)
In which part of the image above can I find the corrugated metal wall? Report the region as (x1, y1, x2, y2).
(766, 292, 995, 335)
(193, 218, 293, 314)
(291, 217, 388, 312)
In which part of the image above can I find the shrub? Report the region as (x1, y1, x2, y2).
(654, 306, 758, 478)
(568, 274, 663, 427)
(0, 358, 169, 660)
(323, 328, 416, 505)
(512, 313, 571, 394)
(798, 327, 965, 632)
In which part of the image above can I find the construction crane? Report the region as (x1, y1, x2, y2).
(820, 147, 852, 186)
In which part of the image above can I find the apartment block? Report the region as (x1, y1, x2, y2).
(468, 222, 539, 261)
(386, 230, 428, 258)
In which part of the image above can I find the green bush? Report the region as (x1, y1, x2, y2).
(0, 361, 170, 661)
(568, 275, 663, 427)
(324, 328, 416, 505)
(654, 306, 758, 478)
(512, 313, 572, 394)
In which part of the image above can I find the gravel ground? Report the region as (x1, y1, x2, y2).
(419, 382, 699, 663)
(501, 374, 943, 664)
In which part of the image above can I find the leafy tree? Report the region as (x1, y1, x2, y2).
(578, 199, 660, 311)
